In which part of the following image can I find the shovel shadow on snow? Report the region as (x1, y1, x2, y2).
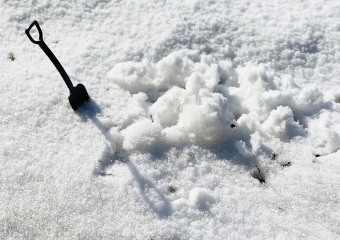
(76, 99, 173, 218)
(125, 160, 173, 218)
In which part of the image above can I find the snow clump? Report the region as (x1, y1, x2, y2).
(172, 187, 216, 211)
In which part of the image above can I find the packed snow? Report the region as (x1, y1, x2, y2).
(1, 0, 340, 239)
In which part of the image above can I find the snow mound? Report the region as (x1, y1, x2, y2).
(108, 50, 337, 154)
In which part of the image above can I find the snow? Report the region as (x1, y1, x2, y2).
(1, 0, 340, 239)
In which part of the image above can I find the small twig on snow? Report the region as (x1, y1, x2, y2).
(169, 186, 176, 193)
(282, 161, 291, 167)
(255, 165, 264, 183)
(9, 52, 15, 61)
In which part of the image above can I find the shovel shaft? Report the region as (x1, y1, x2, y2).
(38, 41, 74, 93)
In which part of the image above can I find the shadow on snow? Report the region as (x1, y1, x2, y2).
(76, 99, 173, 219)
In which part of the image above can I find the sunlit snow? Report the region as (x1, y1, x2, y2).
(1, 0, 340, 239)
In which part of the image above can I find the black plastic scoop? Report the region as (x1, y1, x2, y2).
(25, 21, 89, 111)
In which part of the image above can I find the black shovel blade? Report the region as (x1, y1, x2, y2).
(69, 84, 90, 111)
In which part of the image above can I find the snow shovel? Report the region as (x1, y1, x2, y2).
(25, 20, 89, 111)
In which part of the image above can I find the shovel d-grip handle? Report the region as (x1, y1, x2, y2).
(25, 20, 75, 93)
(25, 21, 43, 44)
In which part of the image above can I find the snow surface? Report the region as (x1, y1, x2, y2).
(1, 0, 340, 239)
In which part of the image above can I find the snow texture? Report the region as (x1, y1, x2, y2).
(1, 0, 340, 239)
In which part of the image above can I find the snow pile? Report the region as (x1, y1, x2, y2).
(108, 50, 338, 155)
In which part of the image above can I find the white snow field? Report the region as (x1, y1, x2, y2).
(1, 0, 340, 239)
